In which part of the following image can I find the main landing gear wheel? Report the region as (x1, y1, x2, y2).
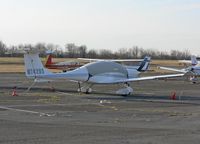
(77, 82, 93, 94)
(77, 87, 92, 94)
(116, 83, 133, 96)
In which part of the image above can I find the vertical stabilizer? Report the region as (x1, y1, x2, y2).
(45, 54, 53, 66)
(191, 55, 198, 66)
(137, 56, 151, 72)
(24, 53, 52, 78)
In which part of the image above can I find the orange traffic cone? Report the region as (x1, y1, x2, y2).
(170, 91, 176, 100)
(12, 87, 18, 96)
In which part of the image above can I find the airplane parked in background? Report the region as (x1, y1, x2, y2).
(178, 55, 199, 66)
(45, 53, 83, 71)
(159, 56, 200, 83)
(24, 51, 184, 96)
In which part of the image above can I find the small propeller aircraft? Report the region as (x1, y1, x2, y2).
(24, 51, 184, 96)
(159, 56, 200, 83)
(45, 53, 83, 71)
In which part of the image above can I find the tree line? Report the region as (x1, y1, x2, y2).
(0, 40, 191, 60)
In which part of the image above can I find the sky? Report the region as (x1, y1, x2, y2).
(0, 0, 200, 54)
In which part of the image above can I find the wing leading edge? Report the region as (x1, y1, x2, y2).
(77, 58, 143, 62)
(112, 73, 184, 83)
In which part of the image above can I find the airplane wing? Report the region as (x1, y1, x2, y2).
(77, 58, 143, 62)
(113, 73, 184, 83)
(92, 73, 184, 84)
(178, 60, 191, 63)
(158, 66, 187, 73)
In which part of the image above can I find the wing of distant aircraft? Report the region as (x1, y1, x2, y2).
(77, 58, 143, 62)
(24, 52, 184, 95)
(158, 66, 187, 73)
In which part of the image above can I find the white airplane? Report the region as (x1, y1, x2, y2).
(159, 56, 200, 83)
(24, 52, 184, 96)
(159, 66, 200, 83)
(178, 55, 199, 66)
(77, 58, 143, 62)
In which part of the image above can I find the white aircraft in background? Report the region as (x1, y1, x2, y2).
(178, 55, 199, 66)
(77, 58, 144, 62)
(159, 56, 200, 83)
(24, 52, 184, 96)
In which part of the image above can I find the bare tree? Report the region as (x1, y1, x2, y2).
(87, 49, 98, 58)
(65, 43, 77, 58)
(46, 43, 60, 57)
(34, 43, 47, 56)
(117, 48, 129, 59)
(78, 45, 87, 58)
(0, 41, 6, 56)
(131, 46, 140, 58)
(98, 49, 113, 59)
(0, 40, 192, 60)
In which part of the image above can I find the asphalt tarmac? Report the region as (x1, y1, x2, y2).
(0, 73, 200, 144)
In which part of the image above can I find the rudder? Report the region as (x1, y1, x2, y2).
(45, 54, 53, 66)
(137, 56, 151, 72)
(24, 53, 52, 78)
(191, 55, 198, 66)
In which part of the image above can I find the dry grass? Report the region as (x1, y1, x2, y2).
(152, 60, 182, 67)
(0, 64, 24, 73)
(0, 57, 24, 64)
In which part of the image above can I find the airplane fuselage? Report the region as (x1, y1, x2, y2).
(192, 67, 200, 75)
(43, 61, 140, 84)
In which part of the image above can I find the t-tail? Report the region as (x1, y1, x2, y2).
(24, 53, 52, 78)
(137, 56, 151, 72)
